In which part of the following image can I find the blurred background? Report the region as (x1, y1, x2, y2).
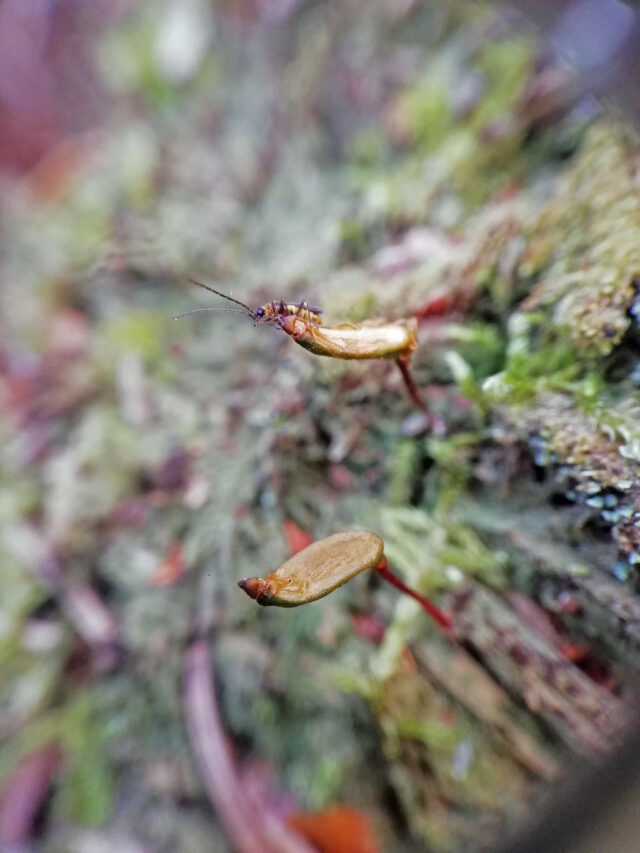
(2, 1, 640, 851)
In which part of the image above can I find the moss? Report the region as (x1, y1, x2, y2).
(372, 506, 507, 592)
(521, 123, 640, 357)
(372, 668, 529, 847)
(386, 439, 421, 506)
(470, 39, 532, 134)
(1, 693, 114, 826)
(99, 10, 182, 108)
(2, 1, 640, 850)
(501, 391, 640, 556)
(394, 76, 453, 152)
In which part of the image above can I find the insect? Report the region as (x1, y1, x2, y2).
(176, 280, 429, 414)
(173, 279, 323, 326)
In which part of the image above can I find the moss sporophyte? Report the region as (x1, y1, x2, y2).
(174, 280, 428, 413)
(176, 284, 451, 627)
(237, 531, 452, 631)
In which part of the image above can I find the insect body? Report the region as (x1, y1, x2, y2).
(254, 299, 322, 326)
(174, 280, 322, 326)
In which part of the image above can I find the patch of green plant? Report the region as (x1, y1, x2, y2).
(371, 505, 507, 593)
(1, 693, 114, 826)
(469, 39, 532, 134)
(386, 439, 421, 506)
(481, 312, 584, 404)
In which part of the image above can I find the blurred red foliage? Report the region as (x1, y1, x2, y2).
(150, 542, 185, 587)
(287, 806, 381, 853)
(282, 520, 313, 555)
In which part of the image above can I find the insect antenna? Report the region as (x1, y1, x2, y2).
(187, 278, 254, 315)
(173, 307, 253, 320)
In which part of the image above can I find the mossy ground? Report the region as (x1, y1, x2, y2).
(1, 2, 639, 851)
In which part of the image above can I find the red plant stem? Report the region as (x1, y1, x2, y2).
(395, 358, 429, 415)
(376, 558, 452, 631)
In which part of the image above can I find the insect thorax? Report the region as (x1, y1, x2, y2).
(257, 301, 322, 325)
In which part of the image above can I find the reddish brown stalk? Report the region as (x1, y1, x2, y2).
(376, 558, 452, 631)
(395, 358, 430, 415)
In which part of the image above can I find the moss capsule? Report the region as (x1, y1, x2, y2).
(238, 530, 384, 607)
(279, 315, 417, 361)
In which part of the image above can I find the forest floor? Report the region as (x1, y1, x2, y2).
(1, 2, 640, 851)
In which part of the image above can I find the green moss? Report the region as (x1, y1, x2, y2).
(373, 506, 507, 592)
(99, 12, 179, 108)
(470, 39, 532, 134)
(395, 77, 453, 152)
(348, 128, 389, 168)
(55, 696, 114, 825)
(338, 218, 372, 263)
(522, 123, 640, 357)
(387, 439, 421, 506)
(394, 716, 461, 748)
(424, 433, 478, 511)
(1, 693, 113, 827)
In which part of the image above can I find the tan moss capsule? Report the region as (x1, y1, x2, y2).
(238, 531, 384, 607)
(279, 315, 417, 361)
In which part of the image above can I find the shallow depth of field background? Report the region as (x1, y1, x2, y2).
(2, 2, 640, 852)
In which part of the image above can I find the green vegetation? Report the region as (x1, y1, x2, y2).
(1, 1, 639, 850)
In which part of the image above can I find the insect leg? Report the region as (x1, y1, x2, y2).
(297, 299, 311, 323)
(281, 313, 312, 340)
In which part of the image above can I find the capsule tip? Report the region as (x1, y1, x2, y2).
(237, 576, 269, 602)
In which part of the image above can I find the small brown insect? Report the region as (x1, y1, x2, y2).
(173, 279, 322, 326)
(176, 279, 429, 414)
